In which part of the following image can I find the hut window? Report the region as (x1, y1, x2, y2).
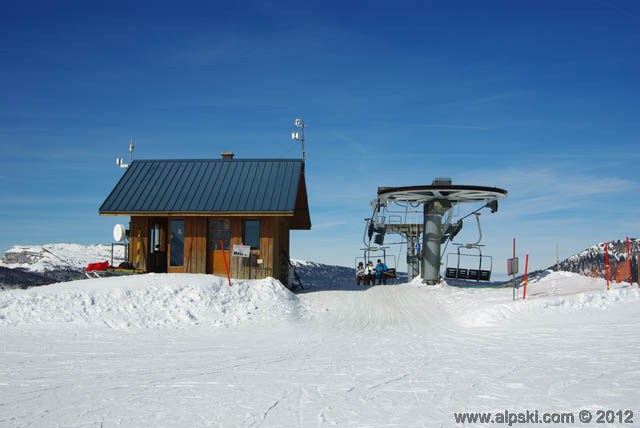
(244, 220, 260, 250)
(170, 219, 184, 266)
(209, 219, 231, 251)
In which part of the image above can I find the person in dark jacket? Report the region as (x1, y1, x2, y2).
(356, 262, 366, 285)
(375, 259, 389, 285)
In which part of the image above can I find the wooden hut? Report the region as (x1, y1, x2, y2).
(99, 155, 311, 283)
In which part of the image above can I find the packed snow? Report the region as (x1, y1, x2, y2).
(1, 261, 639, 426)
(0, 274, 302, 328)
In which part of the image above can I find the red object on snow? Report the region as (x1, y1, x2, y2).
(85, 261, 109, 272)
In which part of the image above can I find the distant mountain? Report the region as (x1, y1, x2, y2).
(290, 259, 355, 290)
(4, 240, 636, 290)
(552, 238, 638, 283)
(0, 244, 124, 289)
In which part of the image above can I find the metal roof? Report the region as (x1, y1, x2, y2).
(99, 159, 310, 229)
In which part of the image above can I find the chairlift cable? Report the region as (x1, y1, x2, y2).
(457, 203, 489, 223)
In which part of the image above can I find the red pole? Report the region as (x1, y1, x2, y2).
(627, 236, 632, 286)
(219, 240, 232, 287)
(523, 254, 529, 299)
(605, 242, 610, 291)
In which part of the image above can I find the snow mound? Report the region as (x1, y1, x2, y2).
(447, 271, 640, 326)
(1, 243, 125, 272)
(0, 274, 303, 328)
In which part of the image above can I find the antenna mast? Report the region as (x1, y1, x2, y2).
(129, 139, 135, 164)
(291, 116, 306, 161)
(115, 139, 135, 169)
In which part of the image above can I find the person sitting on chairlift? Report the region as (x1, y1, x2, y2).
(356, 262, 366, 285)
(365, 261, 375, 285)
(375, 259, 389, 285)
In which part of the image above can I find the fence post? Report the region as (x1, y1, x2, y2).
(627, 236, 632, 286)
(523, 254, 529, 299)
(219, 240, 232, 287)
(605, 242, 610, 291)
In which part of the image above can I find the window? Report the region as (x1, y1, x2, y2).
(243, 220, 260, 250)
(170, 219, 184, 266)
(209, 219, 231, 251)
(150, 222, 166, 253)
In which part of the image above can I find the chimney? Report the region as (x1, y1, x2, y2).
(220, 151, 234, 160)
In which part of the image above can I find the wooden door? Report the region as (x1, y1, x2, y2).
(208, 219, 231, 275)
(148, 218, 168, 273)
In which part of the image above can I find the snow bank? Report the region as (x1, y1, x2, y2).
(443, 271, 640, 326)
(0, 274, 303, 328)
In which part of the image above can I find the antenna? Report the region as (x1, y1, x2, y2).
(291, 116, 306, 161)
(129, 139, 135, 164)
(115, 139, 135, 169)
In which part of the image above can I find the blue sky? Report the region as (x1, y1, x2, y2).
(2, 0, 639, 276)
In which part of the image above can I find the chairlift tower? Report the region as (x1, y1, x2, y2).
(377, 179, 507, 285)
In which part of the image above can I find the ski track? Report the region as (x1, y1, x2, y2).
(1, 274, 640, 427)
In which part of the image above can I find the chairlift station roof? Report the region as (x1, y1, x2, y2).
(99, 158, 311, 229)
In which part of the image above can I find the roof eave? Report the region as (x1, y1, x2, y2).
(99, 211, 296, 217)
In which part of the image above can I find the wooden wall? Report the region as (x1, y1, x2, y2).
(229, 216, 277, 280)
(128, 215, 293, 282)
(183, 217, 207, 274)
(129, 216, 149, 271)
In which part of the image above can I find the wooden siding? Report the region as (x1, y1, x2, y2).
(130, 216, 149, 271)
(185, 217, 207, 273)
(127, 214, 291, 282)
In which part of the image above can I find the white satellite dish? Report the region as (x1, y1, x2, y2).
(113, 224, 128, 242)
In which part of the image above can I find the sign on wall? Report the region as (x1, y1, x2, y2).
(232, 245, 251, 258)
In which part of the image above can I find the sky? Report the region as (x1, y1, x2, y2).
(1, 0, 639, 276)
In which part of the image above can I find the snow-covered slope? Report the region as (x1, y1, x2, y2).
(0, 243, 127, 288)
(555, 238, 638, 281)
(2, 265, 636, 330)
(1, 243, 125, 272)
(441, 270, 640, 327)
(1, 252, 639, 426)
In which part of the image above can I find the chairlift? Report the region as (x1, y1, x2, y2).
(444, 213, 493, 282)
(354, 246, 398, 282)
(445, 245, 492, 281)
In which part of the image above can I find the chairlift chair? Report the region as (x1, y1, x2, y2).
(355, 246, 398, 282)
(444, 213, 492, 281)
(445, 244, 492, 281)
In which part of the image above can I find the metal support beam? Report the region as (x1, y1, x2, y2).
(406, 234, 420, 281)
(421, 201, 450, 285)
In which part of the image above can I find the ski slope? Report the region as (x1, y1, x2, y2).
(1, 271, 639, 427)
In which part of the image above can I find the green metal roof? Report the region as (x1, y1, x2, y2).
(99, 159, 310, 229)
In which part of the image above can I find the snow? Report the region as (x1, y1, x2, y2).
(1, 261, 640, 426)
(0, 243, 125, 272)
(0, 274, 302, 328)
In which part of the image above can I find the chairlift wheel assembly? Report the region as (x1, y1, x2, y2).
(363, 179, 507, 285)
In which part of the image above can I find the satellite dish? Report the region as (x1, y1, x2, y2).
(113, 224, 127, 242)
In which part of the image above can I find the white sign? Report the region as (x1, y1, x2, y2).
(232, 245, 251, 258)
